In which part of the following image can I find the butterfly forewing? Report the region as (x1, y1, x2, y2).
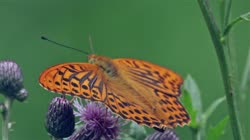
(39, 63, 107, 101)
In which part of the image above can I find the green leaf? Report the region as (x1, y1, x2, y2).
(183, 75, 202, 120)
(240, 12, 250, 21)
(207, 116, 229, 140)
(223, 11, 250, 36)
(128, 122, 147, 140)
(181, 89, 198, 128)
(203, 96, 226, 121)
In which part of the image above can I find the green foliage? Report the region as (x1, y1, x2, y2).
(207, 116, 230, 140)
(182, 75, 228, 140)
(223, 11, 250, 37)
(240, 12, 250, 21)
(182, 89, 199, 128)
(202, 96, 226, 121)
(128, 122, 147, 140)
(183, 75, 202, 119)
(120, 122, 147, 140)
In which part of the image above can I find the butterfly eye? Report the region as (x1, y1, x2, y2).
(106, 70, 111, 73)
(88, 58, 96, 64)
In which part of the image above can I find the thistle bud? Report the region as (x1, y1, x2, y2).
(45, 97, 75, 138)
(0, 61, 25, 99)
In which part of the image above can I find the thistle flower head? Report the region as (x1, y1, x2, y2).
(0, 60, 28, 101)
(72, 99, 120, 140)
(145, 129, 179, 140)
(45, 97, 75, 138)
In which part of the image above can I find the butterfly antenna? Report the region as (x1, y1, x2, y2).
(41, 36, 89, 55)
(88, 34, 95, 54)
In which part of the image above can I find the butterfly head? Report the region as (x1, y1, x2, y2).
(88, 54, 111, 64)
(88, 54, 117, 77)
(88, 54, 98, 64)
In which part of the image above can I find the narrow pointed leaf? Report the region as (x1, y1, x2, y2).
(203, 96, 226, 121)
(207, 116, 229, 140)
(181, 90, 198, 128)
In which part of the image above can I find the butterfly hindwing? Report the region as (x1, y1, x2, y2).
(39, 63, 107, 101)
(103, 85, 190, 129)
(111, 58, 190, 128)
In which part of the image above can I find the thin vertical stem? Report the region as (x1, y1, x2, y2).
(1, 96, 13, 140)
(223, 0, 232, 27)
(197, 0, 243, 140)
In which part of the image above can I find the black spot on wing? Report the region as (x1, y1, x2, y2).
(55, 81, 60, 86)
(82, 85, 88, 90)
(58, 70, 64, 75)
(135, 116, 141, 121)
(134, 109, 141, 114)
(122, 111, 129, 115)
(71, 82, 78, 88)
(118, 103, 125, 108)
(142, 116, 150, 121)
(169, 116, 174, 120)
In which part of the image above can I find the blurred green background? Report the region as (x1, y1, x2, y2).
(0, 0, 249, 140)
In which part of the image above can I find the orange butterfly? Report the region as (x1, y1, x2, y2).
(39, 47, 190, 130)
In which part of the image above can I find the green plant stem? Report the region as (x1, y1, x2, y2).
(219, 0, 232, 29)
(1, 96, 13, 140)
(190, 128, 201, 140)
(223, 0, 232, 27)
(223, 17, 244, 37)
(197, 0, 243, 140)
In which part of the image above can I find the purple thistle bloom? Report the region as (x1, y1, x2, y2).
(71, 99, 120, 140)
(145, 129, 179, 140)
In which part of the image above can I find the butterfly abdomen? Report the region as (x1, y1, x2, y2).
(88, 55, 118, 77)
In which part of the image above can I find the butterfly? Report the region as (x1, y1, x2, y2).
(39, 54, 190, 129)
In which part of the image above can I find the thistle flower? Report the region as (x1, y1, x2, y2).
(145, 129, 179, 140)
(71, 99, 120, 140)
(0, 60, 28, 101)
(45, 97, 75, 138)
